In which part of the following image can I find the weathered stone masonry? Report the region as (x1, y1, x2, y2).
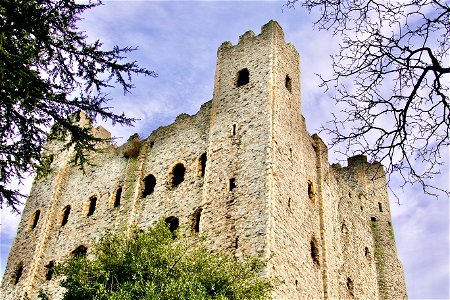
(1, 20, 407, 299)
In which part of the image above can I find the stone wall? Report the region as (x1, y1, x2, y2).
(1, 20, 407, 300)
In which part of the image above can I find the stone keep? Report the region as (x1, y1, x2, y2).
(1, 20, 407, 299)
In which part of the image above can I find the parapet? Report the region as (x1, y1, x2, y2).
(217, 20, 287, 56)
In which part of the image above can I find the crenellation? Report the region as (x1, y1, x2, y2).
(1, 20, 406, 300)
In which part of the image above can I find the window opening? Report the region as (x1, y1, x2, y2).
(295, 279, 298, 287)
(285, 75, 292, 92)
(171, 163, 186, 187)
(229, 178, 236, 191)
(30, 210, 41, 229)
(236, 68, 249, 87)
(199, 153, 207, 177)
(310, 238, 320, 265)
(307, 180, 314, 200)
(13, 263, 23, 285)
(388, 221, 392, 227)
(371, 217, 377, 222)
(232, 124, 236, 135)
(72, 245, 88, 256)
(288, 198, 291, 210)
(360, 206, 364, 211)
(61, 205, 71, 227)
(235, 236, 239, 249)
(165, 216, 179, 232)
(142, 174, 156, 197)
(45, 261, 55, 281)
(114, 186, 122, 207)
(149, 141, 154, 148)
(347, 277, 354, 297)
(192, 208, 202, 233)
(364, 247, 369, 258)
(289, 147, 293, 159)
(87, 196, 97, 216)
(378, 202, 383, 212)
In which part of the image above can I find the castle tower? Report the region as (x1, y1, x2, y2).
(1, 21, 406, 300)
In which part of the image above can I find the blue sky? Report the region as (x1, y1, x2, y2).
(1, 1, 448, 298)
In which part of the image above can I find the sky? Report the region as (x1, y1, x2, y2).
(1, 1, 449, 299)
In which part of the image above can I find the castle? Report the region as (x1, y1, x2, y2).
(1, 21, 407, 299)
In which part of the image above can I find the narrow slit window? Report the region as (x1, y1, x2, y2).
(229, 178, 236, 191)
(285, 75, 292, 92)
(310, 238, 320, 265)
(30, 210, 41, 229)
(199, 153, 207, 177)
(234, 236, 239, 249)
(114, 186, 122, 207)
(13, 263, 23, 285)
(378, 202, 383, 212)
(307, 180, 315, 200)
(87, 196, 97, 216)
(45, 261, 55, 281)
(236, 68, 249, 87)
(61, 205, 71, 227)
(192, 208, 202, 233)
(232, 124, 236, 135)
(142, 174, 156, 197)
(347, 277, 354, 297)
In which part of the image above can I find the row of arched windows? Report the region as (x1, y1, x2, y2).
(26, 154, 208, 230)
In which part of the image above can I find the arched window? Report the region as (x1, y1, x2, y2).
(236, 68, 249, 87)
(114, 186, 122, 207)
(170, 163, 185, 187)
(30, 210, 41, 230)
(72, 245, 88, 256)
(60, 205, 71, 227)
(86, 196, 97, 216)
(142, 174, 156, 198)
(165, 216, 179, 232)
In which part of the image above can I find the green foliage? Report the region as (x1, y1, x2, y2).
(0, 0, 156, 212)
(55, 220, 272, 300)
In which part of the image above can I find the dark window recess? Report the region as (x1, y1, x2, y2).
(307, 181, 314, 200)
(142, 174, 156, 197)
(200, 153, 207, 177)
(149, 141, 154, 148)
(13, 263, 23, 285)
(288, 198, 291, 209)
(61, 206, 71, 226)
(72, 245, 88, 256)
(31, 210, 41, 229)
(364, 247, 369, 258)
(87, 196, 97, 216)
(371, 217, 377, 222)
(165, 216, 179, 232)
(295, 279, 298, 287)
(285, 75, 292, 92)
(192, 208, 202, 233)
(378, 202, 383, 212)
(45, 261, 55, 281)
(388, 221, 392, 227)
(229, 178, 236, 191)
(236, 68, 249, 87)
(114, 186, 122, 207)
(232, 124, 236, 135)
(171, 163, 186, 187)
(360, 206, 364, 212)
(310, 238, 320, 265)
(234, 236, 239, 249)
(347, 277, 354, 297)
(289, 147, 293, 158)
